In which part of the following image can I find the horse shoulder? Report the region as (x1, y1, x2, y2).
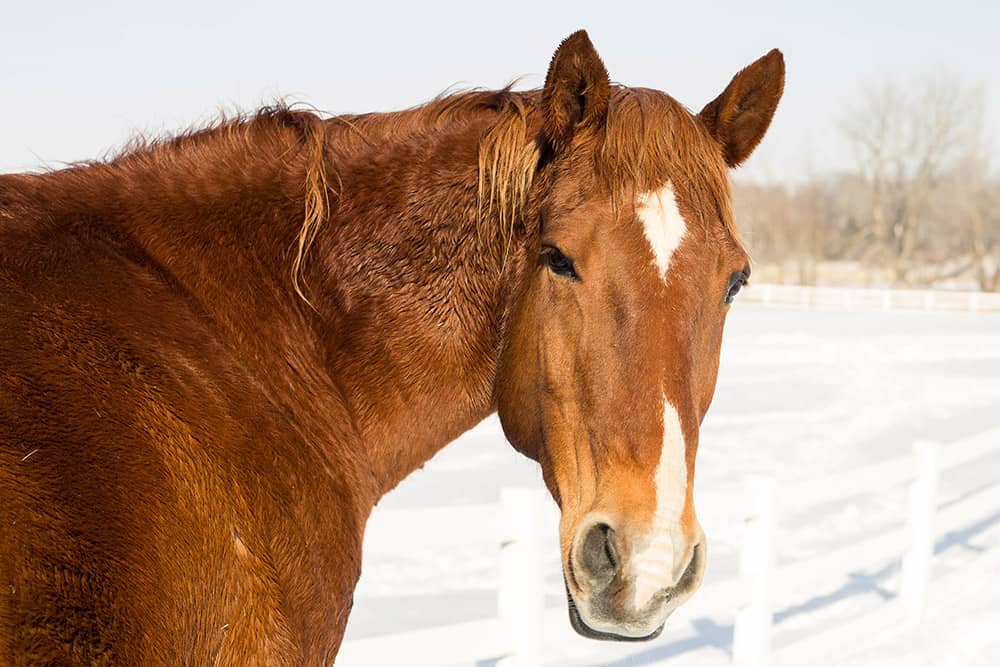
(0, 186, 363, 663)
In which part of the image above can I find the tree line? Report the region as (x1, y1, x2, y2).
(734, 75, 999, 292)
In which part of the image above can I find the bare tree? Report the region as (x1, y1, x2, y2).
(839, 74, 987, 285)
(734, 72, 997, 291)
(950, 155, 1000, 291)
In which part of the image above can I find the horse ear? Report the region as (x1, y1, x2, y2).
(542, 30, 611, 152)
(698, 49, 785, 168)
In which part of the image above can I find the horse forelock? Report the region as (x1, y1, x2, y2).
(602, 89, 739, 248)
(470, 86, 742, 258)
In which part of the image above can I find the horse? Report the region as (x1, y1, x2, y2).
(0, 30, 783, 665)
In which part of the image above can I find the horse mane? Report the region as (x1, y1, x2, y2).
(95, 94, 541, 300)
(82, 84, 736, 302)
(98, 105, 334, 303)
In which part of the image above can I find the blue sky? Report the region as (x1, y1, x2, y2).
(2, 0, 997, 181)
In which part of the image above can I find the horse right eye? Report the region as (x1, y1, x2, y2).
(543, 246, 578, 280)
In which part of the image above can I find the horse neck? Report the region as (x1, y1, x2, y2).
(104, 103, 537, 502)
(96, 119, 387, 503)
(307, 105, 539, 497)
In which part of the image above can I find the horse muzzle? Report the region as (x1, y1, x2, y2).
(564, 516, 707, 640)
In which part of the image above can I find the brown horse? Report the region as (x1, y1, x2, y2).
(0, 31, 783, 665)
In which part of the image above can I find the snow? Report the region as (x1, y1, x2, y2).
(342, 305, 1000, 665)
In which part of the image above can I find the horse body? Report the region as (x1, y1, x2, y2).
(1, 32, 784, 664)
(1, 93, 539, 662)
(2, 141, 335, 664)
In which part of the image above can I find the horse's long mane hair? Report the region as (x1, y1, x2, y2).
(63, 84, 737, 300)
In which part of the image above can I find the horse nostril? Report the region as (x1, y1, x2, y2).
(578, 522, 619, 585)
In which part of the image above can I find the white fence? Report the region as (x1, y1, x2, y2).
(743, 283, 1000, 313)
(339, 427, 1000, 666)
(341, 489, 556, 667)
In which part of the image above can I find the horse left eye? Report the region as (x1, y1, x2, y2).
(725, 272, 747, 304)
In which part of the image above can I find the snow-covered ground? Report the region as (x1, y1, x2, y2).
(341, 305, 1000, 666)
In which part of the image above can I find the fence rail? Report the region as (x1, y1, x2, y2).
(743, 284, 1000, 312)
(340, 426, 1000, 667)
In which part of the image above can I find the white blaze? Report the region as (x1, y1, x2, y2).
(636, 183, 687, 281)
(631, 183, 691, 610)
(630, 401, 689, 608)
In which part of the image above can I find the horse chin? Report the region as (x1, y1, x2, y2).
(566, 593, 665, 642)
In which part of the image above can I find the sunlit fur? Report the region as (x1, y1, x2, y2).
(0, 32, 782, 662)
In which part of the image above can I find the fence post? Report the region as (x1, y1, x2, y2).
(900, 440, 940, 627)
(498, 488, 546, 667)
(923, 291, 935, 311)
(760, 284, 773, 305)
(732, 476, 776, 667)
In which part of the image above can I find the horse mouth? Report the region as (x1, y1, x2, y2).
(564, 587, 664, 642)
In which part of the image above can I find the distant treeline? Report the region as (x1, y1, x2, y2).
(734, 74, 999, 292)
